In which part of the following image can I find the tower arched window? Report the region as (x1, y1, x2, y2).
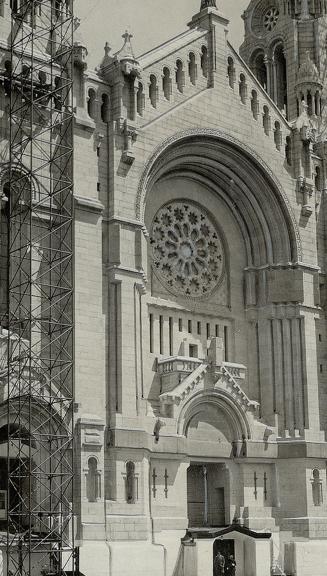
(307, 91, 313, 116)
(201, 46, 208, 78)
(312, 469, 323, 506)
(227, 57, 236, 89)
(101, 94, 109, 123)
(176, 60, 185, 93)
(251, 52, 267, 90)
(86, 457, 101, 502)
(149, 74, 158, 108)
(239, 74, 247, 104)
(126, 461, 136, 504)
(272, 44, 288, 116)
(188, 53, 197, 86)
(87, 88, 96, 119)
(137, 82, 145, 116)
(162, 68, 171, 101)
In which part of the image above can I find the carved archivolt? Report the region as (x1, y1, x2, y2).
(136, 128, 302, 261)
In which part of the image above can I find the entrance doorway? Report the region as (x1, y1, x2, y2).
(187, 463, 227, 528)
(213, 539, 235, 576)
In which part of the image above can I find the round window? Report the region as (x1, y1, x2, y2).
(263, 6, 280, 31)
(150, 201, 225, 299)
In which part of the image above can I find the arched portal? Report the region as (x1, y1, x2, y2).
(0, 396, 71, 535)
(179, 389, 251, 529)
(137, 130, 301, 266)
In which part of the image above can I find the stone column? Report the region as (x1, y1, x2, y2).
(300, 311, 323, 440)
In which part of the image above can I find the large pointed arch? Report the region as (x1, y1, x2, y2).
(137, 129, 302, 266)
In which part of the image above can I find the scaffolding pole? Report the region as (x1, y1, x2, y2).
(1, 0, 75, 573)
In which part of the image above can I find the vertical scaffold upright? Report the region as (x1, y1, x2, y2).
(3, 0, 75, 574)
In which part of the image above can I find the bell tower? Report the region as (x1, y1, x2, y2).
(240, 0, 327, 121)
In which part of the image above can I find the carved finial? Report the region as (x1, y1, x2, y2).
(104, 41, 111, 58)
(122, 30, 133, 44)
(98, 41, 112, 69)
(200, 0, 217, 9)
(115, 29, 136, 61)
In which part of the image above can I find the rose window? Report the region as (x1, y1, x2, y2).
(150, 201, 225, 298)
(263, 7, 279, 31)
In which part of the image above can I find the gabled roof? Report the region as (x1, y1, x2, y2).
(187, 524, 272, 540)
(138, 28, 206, 69)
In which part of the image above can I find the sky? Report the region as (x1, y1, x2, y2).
(75, 0, 249, 69)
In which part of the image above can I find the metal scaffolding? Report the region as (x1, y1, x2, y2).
(0, 0, 75, 574)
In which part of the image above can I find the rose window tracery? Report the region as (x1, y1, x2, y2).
(150, 201, 225, 298)
(263, 6, 279, 31)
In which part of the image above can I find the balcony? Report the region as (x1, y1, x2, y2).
(158, 356, 203, 394)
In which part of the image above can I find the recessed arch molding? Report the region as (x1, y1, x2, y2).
(136, 129, 302, 265)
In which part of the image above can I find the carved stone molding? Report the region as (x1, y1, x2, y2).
(135, 128, 303, 260)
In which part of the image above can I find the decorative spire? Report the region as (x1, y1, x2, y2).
(115, 30, 136, 60)
(98, 41, 112, 69)
(200, 0, 217, 10)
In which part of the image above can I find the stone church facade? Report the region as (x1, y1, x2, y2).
(2, 0, 327, 575)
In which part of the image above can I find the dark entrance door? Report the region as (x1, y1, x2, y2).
(213, 539, 235, 576)
(187, 465, 205, 527)
(187, 464, 226, 528)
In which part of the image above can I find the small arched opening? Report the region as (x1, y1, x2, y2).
(188, 53, 197, 86)
(285, 136, 292, 166)
(227, 57, 236, 89)
(176, 60, 185, 93)
(307, 91, 313, 116)
(251, 89, 259, 119)
(311, 469, 323, 506)
(149, 74, 158, 108)
(125, 461, 137, 504)
(239, 74, 247, 104)
(87, 88, 96, 119)
(137, 82, 145, 116)
(274, 121, 282, 151)
(101, 93, 109, 123)
(162, 67, 171, 101)
(86, 457, 101, 502)
(263, 106, 271, 136)
(201, 46, 208, 78)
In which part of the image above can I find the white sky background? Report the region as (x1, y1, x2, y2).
(75, 0, 250, 69)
